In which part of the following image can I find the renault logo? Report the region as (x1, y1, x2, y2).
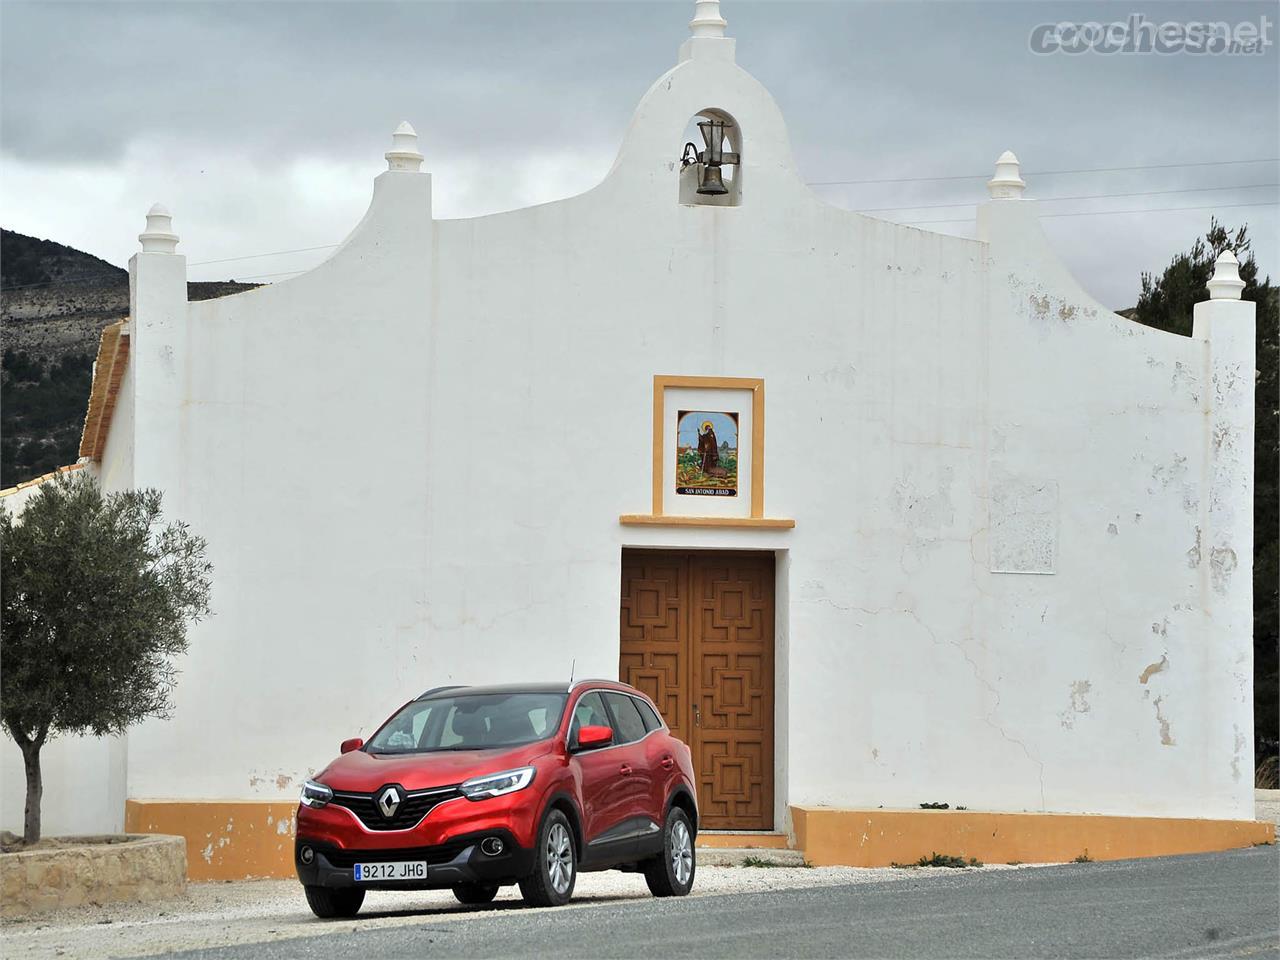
(378, 786, 401, 819)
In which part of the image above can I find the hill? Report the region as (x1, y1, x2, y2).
(1, 228, 257, 487)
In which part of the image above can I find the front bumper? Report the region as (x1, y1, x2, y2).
(294, 829, 535, 890)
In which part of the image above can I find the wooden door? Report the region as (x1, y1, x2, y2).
(620, 550, 774, 830)
(619, 553, 690, 748)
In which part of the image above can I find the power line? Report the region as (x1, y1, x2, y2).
(228, 199, 1280, 274)
(8, 195, 1275, 290)
(228, 269, 307, 281)
(188, 244, 339, 268)
(810, 157, 1280, 187)
(854, 182, 1279, 215)
(5, 164, 1278, 292)
(1, 243, 342, 292)
(897, 199, 1279, 226)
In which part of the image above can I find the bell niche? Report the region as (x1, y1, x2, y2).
(679, 109, 742, 207)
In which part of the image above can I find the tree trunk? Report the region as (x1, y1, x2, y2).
(21, 741, 42, 844)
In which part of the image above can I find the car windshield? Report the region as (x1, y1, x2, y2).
(365, 692, 568, 754)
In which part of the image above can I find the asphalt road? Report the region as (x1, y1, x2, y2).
(174, 846, 1279, 960)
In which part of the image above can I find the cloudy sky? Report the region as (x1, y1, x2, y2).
(2, 0, 1276, 308)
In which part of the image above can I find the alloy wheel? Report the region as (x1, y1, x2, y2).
(547, 821, 574, 894)
(670, 819, 693, 886)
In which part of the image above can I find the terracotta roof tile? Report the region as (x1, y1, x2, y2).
(0, 461, 89, 499)
(79, 319, 130, 461)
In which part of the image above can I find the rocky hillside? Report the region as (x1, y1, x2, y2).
(1, 229, 256, 487)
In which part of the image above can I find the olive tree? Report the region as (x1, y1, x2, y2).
(0, 472, 211, 843)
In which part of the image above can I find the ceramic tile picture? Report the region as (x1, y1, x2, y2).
(675, 410, 738, 497)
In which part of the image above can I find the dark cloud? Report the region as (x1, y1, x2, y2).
(2, 0, 1276, 306)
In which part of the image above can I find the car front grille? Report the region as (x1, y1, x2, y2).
(318, 838, 475, 868)
(328, 785, 462, 831)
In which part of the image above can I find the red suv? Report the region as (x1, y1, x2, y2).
(295, 681, 698, 917)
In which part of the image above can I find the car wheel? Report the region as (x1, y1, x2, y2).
(518, 808, 577, 907)
(452, 882, 499, 905)
(644, 807, 696, 897)
(304, 885, 365, 919)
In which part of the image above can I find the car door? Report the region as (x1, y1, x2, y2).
(630, 694, 677, 829)
(600, 692, 658, 839)
(568, 691, 633, 854)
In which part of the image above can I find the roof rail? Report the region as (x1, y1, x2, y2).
(417, 684, 468, 699)
(567, 678, 618, 692)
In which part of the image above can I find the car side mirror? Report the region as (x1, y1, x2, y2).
(340, 737, 364, 754)
(575, 725, 613, 751)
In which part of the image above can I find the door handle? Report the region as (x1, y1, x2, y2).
(661, 756, 675, 770)
(619, 763, 633, 776)
(693, 704, 702, 728)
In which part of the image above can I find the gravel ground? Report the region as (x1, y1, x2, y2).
(0, 862, 1042, 959)
(1256, 789, 1280, 826)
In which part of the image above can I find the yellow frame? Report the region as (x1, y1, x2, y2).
(618, 375, 794, 529)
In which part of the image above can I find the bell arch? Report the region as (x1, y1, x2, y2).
(679, 107, 743, 207)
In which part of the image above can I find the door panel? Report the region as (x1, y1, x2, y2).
(619, 555, 689, 746)
(601, 692, 657, 830)
(569, 691, 632, 846)
(690, 556, 774, 829)
(619, 551, 775, 831)
(637, 722, 678, 833)
(573, 746, 636, 856)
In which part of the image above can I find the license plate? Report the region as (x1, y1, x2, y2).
(353, 861, 428, 882)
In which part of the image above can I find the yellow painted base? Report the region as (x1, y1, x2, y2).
(126, 800, 298, 881)
(791, 805, 1276, 867)
(127, 799, 1276, 881)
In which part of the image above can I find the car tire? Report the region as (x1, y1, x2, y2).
(644, 807, 696, 897)
(452, 882, 500, 905)
(304, 885, 365, 919)
(518, 808, 577, 907)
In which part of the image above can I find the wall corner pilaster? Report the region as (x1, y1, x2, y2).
(129, 203, 189, 496)
(1192, 252, 1257, 814)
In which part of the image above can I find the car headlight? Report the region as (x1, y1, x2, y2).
(300, 779, 333, 808)
(459, 766, 535, 800)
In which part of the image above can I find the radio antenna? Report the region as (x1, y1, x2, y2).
(569, 658, 576, 686)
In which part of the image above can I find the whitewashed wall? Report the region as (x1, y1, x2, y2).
(0, 735, 126, 837)
(86, 28, 1255, 824)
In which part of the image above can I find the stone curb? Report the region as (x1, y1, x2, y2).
(0, 834, 186, 919)
(698, 847, 807, 867)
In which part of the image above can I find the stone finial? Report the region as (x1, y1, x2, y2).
(385, 121, 424, 172)
(138, 203, 179, 253)
(689, 0, 727, 38)
(1207, 250, 1246, 300)
(987, 150, 1026, 200)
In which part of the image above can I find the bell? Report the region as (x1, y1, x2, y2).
(697, 165, 728, 196)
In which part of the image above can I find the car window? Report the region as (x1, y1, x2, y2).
(367, 692, 566, 753)
(412, 706, 434, 746)
(570, 691, 610, 747)
(376, 702, 432, 751)
(603, 692, 648, 745)
(439, 706, 480, 747)
(634, 698, 663, 733)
